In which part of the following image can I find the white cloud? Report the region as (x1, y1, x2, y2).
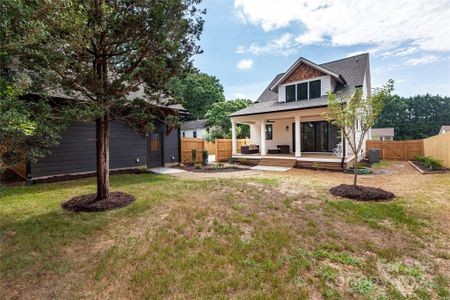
(236, 33, 298, 56)
(236, 59, 254, 70)
(405, 55, 440, 66)
(234, 0, 450, 52)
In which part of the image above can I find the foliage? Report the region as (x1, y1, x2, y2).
(205, 98, 252, 139)
(323, 80, 394, 186)
(375, 93, 450, 140)
(2, 0, 204, 199)
(194, 163, 202, 169)
(414, 155, 442, 170)
(168, 72, 225, 118)
(0, 59, 66, 169)
(191, 149, 197, 164)
(201, 149, 208, 164)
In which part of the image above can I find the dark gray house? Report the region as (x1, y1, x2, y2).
(19, 103, 186, 181)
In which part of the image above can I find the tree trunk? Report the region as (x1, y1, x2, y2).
(96, 112, 110, 200)
(353, 164, 358, 187)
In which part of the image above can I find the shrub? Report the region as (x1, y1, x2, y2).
(414, 155, 442, 170)
(191, 149, 197, 164)
(194, 163, 202, 169)
(202, 149, 208, 164)
(239, 157, 247, 164)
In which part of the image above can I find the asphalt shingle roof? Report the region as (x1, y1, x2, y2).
(230, 53, 369, 117)
(181, 119, 208, 130)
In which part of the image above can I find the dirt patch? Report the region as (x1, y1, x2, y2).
(330, 184, 395, 201)
(178, 164, 247, 173)
(61, 191, 135, 212)
(34, 169, 150, 184)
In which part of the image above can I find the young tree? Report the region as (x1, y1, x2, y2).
(4, 0, 204, 200)
(204, 98, 251, 139)
(168, 72, 225, 118)
(323, 80, 393, 186)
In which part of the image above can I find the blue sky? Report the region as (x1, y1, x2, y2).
(193, 0, 450, 101)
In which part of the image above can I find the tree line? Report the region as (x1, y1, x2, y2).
(375, 94, 450, 140)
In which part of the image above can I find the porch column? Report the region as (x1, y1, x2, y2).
(231, 120, 237, 155)
(260, 120, 266, 155)
(295, 115, 301, 157)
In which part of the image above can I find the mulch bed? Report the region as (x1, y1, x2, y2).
(61, 191, 135, 212)
(178, 165, 247, 173)
(408, 160, 449, 174)
(34, 169, 149, 184)
(330, 184, 395, 201)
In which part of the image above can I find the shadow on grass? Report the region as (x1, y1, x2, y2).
(0, 173, 172, 282)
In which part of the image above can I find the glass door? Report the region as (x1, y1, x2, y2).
(301, 121, 340, 152)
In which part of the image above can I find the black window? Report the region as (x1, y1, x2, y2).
(182, 132, 185, 138)
(296, 82, 308, 100)
(285, 85, 296, 102)
(309, 80, 321, 99)
(193, 131, 197, 138)
(265, 124, 273, 140)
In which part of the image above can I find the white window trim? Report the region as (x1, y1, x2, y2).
(285, 76, 323, 102)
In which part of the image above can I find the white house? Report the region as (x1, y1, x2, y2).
(439, 125, 450, 135)
(369, 128, 395, 141)
(229, 53, 371, 169)
(181, 119, 208, 139)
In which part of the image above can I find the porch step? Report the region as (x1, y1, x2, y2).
(258, 158, 296, 168)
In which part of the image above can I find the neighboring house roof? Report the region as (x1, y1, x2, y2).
(181, 119, 208, 130)
(371, 128, 395, 137)
(439, 125, 450, 134)
(230, 53, 369, 117)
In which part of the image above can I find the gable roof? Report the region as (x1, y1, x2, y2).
(371, 128, 394, 137)
(270, 57, 344, 92)
(230, 53, 369, 117)
(181, 119, 208, 130)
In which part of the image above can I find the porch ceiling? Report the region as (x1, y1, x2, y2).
(231, 106, 329, 124)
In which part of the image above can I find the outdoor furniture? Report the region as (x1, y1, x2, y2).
(278, 145, 290, 154)
(241, 144, 259, 154)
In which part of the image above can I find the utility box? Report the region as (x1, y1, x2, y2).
(369, 149, 381, 164)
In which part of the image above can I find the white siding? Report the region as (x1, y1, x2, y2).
(250, 123, 261, 145)
(181, 128, 206, 139)
(278, 85, 286, 102)
(265, 119, 293, 151)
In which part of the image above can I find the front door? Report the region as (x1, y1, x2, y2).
(148, 132, 163, 168)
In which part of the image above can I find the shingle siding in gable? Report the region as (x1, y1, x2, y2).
(281, 63, 324, 84)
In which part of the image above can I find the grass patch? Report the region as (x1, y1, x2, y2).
(371, 160, 391, 168)
(326, 199, 422, 233)
(0, 166, 448, 298)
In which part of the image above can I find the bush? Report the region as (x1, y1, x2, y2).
(194, 163, 202, 169)
(191, 149, 197, 164)
(239, 157, 247, 164)
(202, 149, 208, 164)
(414, 155, 442, 170)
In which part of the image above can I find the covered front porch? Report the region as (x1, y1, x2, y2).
(230, 107, 354, 165)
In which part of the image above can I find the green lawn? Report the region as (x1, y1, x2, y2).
(1, 169, 449, 299)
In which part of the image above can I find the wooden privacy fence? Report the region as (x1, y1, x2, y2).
(181, 138, 250, 163)
(181, 138, 204, 163)
(423, 132, 450, 168)
(366, 140, 423, 160)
